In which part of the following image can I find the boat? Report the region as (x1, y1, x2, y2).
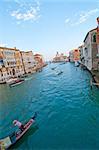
(55, 70, 63, 75)
(9, 79, 24, 87)
(0, 113, 37, 150)
(51, 67, 56, 70)
(57, 71, 63, 75)
(75, 61, 80, 67)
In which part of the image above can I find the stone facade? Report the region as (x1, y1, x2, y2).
(83, 28, 99, 71)
(0, 47, 39, 83)
(69, 49, 80, 62)
(34, 54, 45, 70)
(0, 47, 25, 83)
(21, 51, 36, 74)
(53, 52, 68, 62)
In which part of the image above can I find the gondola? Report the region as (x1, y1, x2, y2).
(0, 113, 37, 150)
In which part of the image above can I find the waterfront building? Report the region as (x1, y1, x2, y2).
(83, 28, 99, 71)
(69, 49, 80, 62)
(73, 49, 80, 62)
(0, 47, 25, 83)
(53, 52, 68, 62)
(78, 45, 85, 65)
(96, 17, 99, 57)
(14, 49, 25, 77)
(0, 46, 45, 83)
(53, 52, 61, 62)
(34, 54, 45, 70)
(21, 51, 36, 74)
(69, 50, 74, 62)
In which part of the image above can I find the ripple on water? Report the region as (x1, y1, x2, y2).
(0, 63, 99, 149)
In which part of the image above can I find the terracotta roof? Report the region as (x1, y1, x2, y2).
(0, 46, 19, 51)
(34, 54, 42, 56)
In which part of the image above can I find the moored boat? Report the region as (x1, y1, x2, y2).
(75, 61, 80, 67)
(0, 113, 37, 150)
(9, 79, 24, 87)
(55, 70, 63, 75)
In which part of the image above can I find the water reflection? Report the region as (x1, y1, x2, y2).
(10, 125, 39, 149)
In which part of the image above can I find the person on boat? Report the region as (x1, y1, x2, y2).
(13, 120, 25, 131)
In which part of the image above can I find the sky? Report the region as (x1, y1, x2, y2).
(0, 0, 99, 60)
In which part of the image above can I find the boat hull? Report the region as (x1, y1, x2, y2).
(0, 119, 35, 150)
(9, 80, 24, 87)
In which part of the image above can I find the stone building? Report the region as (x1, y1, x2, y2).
(21, 51, 35, 74)
(53, 52, 68, 62)
(69, 49, 80, 62)
(69, 50, 74, 62)
(83, 28, 99, 71)
(78, 45, 85, 65)
(34, 54, 45, 70)
(0, 47, 24, 83)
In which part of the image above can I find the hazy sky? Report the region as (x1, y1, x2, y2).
(0, 0, 99, 60)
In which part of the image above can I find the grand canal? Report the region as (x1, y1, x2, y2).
(0, 63, 99, 149)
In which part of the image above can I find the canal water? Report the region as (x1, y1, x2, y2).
(0, 63, 99, 150)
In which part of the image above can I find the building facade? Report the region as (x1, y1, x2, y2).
(69, 50, 74, 62)
(14, 49, 25, 76)
(96, 17, 99, 57)
(83, 28, 99, 71)
(78, 45, 85, 65)
(34, 54, 45, 70)
(53, 52, 68, 62)
(69, 49, 80, 62)
(0, 47, 25, 83)
(21, 51, 35, 74)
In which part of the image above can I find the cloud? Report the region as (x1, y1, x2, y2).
(65, 18, 70, 24)
(10, 0, 41, 23)
(65, 8, 99, 26)
(72, 8, 99, 26)
(0, 43, 7, 47)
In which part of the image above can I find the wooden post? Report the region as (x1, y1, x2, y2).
(90, 79, 92, 90)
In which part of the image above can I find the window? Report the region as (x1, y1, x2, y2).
(92, 33, 96, 42)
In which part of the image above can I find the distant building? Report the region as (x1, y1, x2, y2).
(34, 54, 45, 70)
(69, 49, 80, 62)
(53, 52, 61, 62)
(69, 50, 74, 62)
(21, 51, 35, 74)
(78, 45, 85, 65)
(53, 52, 68, 62)
(73, 49, 80, 61)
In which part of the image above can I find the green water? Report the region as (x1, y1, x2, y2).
(0, 63, 99, 150)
